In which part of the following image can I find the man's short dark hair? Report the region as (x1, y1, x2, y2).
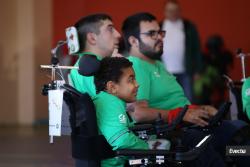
(121, 12, 156, 51)
(74, 14, 112, 52)
(94, 57, 133, 94)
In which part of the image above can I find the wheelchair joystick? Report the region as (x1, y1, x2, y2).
(155, 113, 164, 125)
(175, 139, 186, 153)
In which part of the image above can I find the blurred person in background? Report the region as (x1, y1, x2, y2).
(194, 35, 233, 107)
(161, 0, 202, 102)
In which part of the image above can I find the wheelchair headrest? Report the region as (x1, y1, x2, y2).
(78, 54, 100, 76)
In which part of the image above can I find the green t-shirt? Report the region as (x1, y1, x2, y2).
(70, 52, 102, 97)
(93, 91, 148, 167)
(128, 56, 190, 110)
(242, 77, 250, 120)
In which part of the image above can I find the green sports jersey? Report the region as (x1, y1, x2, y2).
(242, 77, 250, 120)
(93, 91, 148, 167)
(128, 56, 190, 110)
(70, 52, 102, 97)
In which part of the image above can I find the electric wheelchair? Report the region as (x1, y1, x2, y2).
(61, 82, 227, 167)
(41, 55, 239, 167)
(44, 80, 250, 167)
(39, 30, 250, 166)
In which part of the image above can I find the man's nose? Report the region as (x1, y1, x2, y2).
(157, 33, 164, 40)
(114, 29, 121, 38)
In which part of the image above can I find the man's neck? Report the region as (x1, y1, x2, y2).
(166, 18, 182, 23)
(130, 50, 155, 64)
(84, 48, 107, 58)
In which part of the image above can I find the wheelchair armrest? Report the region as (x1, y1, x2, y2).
(116, 135, 211, 161)
(116, 149, 173, 157)
(129, 124, 154, 132)
(130, 106, 189, 140)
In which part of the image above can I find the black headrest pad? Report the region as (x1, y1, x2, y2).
(78, 54, 100, 76)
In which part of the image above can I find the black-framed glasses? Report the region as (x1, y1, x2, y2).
(140, 30, 166, 39)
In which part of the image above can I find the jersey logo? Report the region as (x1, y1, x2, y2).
(154, 71, 161, 77)
(118, 114, 126, 124)
(245, 88, 250, 96)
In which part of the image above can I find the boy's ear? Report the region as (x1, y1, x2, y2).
(106, 81, 118, 95)
(128, 36, 139, 48)
(86, 32, 97, 45)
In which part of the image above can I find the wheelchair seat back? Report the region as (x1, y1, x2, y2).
(228, 82, 250, 123)
(63, 85, 115, 166)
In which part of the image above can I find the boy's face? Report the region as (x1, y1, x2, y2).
(113, 67, 139, 103)
(96, 19, 121, 57)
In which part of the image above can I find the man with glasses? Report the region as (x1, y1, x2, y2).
(140, 30, 166, 39)
(122, 12, 250, 167)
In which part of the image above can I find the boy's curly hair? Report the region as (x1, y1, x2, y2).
(94, 57, 133, 94)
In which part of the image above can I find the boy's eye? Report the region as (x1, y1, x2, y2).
(128, 77, 135, 83)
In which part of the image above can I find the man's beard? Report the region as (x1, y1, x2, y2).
(139, 40, 163, 60)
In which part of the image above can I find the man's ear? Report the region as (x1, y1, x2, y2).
(128, 36, 139, 48)
(86, 32, 97, 45)
(106, 81, 118, 95)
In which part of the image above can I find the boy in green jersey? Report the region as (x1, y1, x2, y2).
(93, 56, 170, 167)
(93, 57, 147, 167)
